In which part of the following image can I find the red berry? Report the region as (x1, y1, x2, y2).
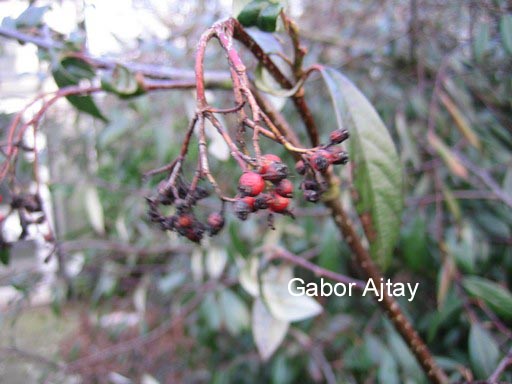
(269, 193, 290, 213)
(262, 162, 288, 183)
(239, 172, 265, 196)
(275, 179, 294, 198)
(254, 193, 272, 210)
(259, 154, 282, 174)
(177, 213, 194, 228)
(329, 129, 349, 144)
(207, 212, 225, 235)
(310, 150, 332, 173)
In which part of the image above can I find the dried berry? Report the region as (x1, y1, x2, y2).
(301, 179, 320, 191)
(239, 172, 265, 196)
(254, 193, 272, 210)
(262, 162, 288, 183)
(329, 129, 349, 144)
(234, 198, 253, 220)
(207, 212, 225, 235)
(327, 146, 349, 165)
(259, 154, 282, 174)
(275, 179, 294, 198)
(269, 193, 290, 213)
(310, 150, 332, 173)
(304, 189, 321, 203)
(185, 223, 205, 243)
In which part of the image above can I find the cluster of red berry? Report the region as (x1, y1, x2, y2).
(233, 154, 293, 222)
(147, 128, 349, 243)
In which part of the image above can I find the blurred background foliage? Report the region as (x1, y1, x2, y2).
(0, 0, 511, 383)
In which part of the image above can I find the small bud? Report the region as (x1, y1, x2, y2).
(329, 129, 349, 144)
(327, 146, 349, 165)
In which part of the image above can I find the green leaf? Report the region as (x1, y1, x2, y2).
(15, 5, 49, 28)
(468, 323, 500, 379)
(218, 289, 250, 335)
(320, 67, 403, 270)
(237, 0, 266, 27)
(474, 23, 489, 62)
(0, 246, 10, 265)
(237, 0, 283, 32)
(463, 276, 512, 320)
(378, 353, 399, 384)
(257, 3, 283, 32)
(52, 57, 107, 122)
(400, 214, 428, 272)
(500, 14, 512, 55)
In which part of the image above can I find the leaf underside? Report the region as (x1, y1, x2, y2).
(321, 67, 403, 270)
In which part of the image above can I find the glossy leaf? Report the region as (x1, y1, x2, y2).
(252, 297, 289, 360)
(320, 67, 403, 270)
(469, 323, 499, 379)
(463, 276, 512, 320)
(237, 0, 283, 32)
(52, 57, 107, 121)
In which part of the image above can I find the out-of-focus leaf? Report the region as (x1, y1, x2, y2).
(262, 265, 322, 322)
(320, 67, 403, 270)
(395, 111, 421, 170)
(254, 63, 304, 97)
(252, 297, 289, 360)
(206, 246, 228, 279)
(141, 374, 160, 384)
(401, 214, 429, 272)
(463, 276, 512, 320)
(84, 184, 105, 235)
(386, 326, 423, 380)
(500, 14, 512, 55)
(468, 323, 499, 379)
(238, 256, 259, 297)
(428, 132, 468, 179)
(201, 292, 222, 331)
(437, 251, 455, 309)
(101, 65, 144, 98)
(474, 23, 489, 62)
(442, 185, 461, 224)
(218, 289, 250, 335)
(191, 248, 204, 282)
(378, 353, 399, 384)
(446, 224, 476, 273)
(503, 167, 512, 193)
(0, 246, 10, 265)
(52, 57, 107, 121)
(15, 5, 49, 28)
(439, 91, 481, 150)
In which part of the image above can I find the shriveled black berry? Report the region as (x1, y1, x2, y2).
(254, 193, 272, 210)
(262, 162, 288, 183)
(295, 160, 307, 175)
(304, 189, 321, 203)
(207, 212, 225, 235)
(234, 200, 251, 221)
(301, 179, 320, 191)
